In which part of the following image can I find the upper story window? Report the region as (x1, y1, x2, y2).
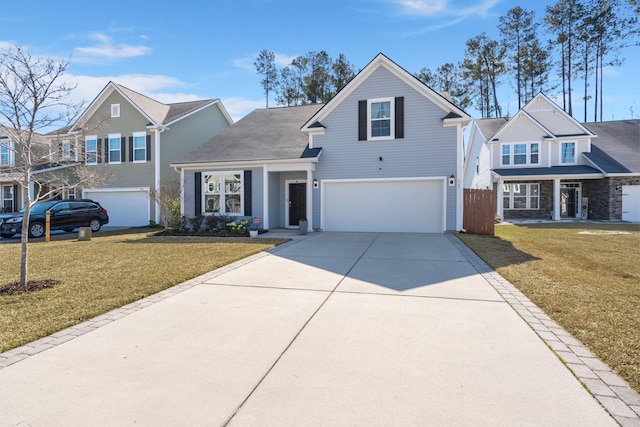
(369, 98, 393, 139)
(111, 104, 120, 118)
(501, 142, 540, 166)
(0, 138, 13, 167)
(560, 142, 576, 164)
(108, 134, 121, 164)
(132, 132, 147, 162)
(62, 140, 71, 159)
(85, 136, 98, 165)
(358, 97, 404, 141)
(203, 172, 243, 215)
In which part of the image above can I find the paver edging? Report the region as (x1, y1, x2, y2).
(449, 234, 640, 424)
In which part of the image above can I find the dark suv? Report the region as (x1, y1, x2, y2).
(0, 199, 109, 238)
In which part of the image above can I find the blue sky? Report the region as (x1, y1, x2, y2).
(2, 0, 638, 123)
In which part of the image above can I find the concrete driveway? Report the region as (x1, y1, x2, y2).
(0, 232, 620, 426)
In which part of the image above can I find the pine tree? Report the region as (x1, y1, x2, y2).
(254, 50, 278, 108)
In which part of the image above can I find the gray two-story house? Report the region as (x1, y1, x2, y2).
(49, 82, 232, 227)
(172, 54, 471, 233)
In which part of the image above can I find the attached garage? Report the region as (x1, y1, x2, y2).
(83, 188, 150, 228)
(622, 185, 640, 222)
(322, 178, 446, 233)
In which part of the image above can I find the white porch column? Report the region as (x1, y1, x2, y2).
(153, 128, 162, 224)
(496, 178, 504, 220)
(263, 166, 269, 229)
(553, 178, 561, 220)
(306, 168, 313, 232)
(28, 181, 35, 204)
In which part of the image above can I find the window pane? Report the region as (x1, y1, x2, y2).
(225, 194, 241, 213)
(225, 174, 241, 194)
(513, 197, 527, 209)
(204, 175, 220, 194)
(86, 140, 97, 151)
(371, 101, 390, 119)
(561, 142, 575, 163)
(371, 119, 390, 137)
(530, 144, 539, 164)
(205, 195, 219, 213)
(502, 145, 510, 165)
(514, 144, 527, 164)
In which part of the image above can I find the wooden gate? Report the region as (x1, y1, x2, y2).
(463, 189, 496, 235)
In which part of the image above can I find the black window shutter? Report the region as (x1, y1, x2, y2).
(121, 137, 126, 162)
(358, 100, 367, 141)
(244, 170, 252, 216)
(395, 96, 404, 139)
(97, 138, 102, 163)
(194, 172, 202, 215)
(104, 138, 109, 163)
(12, 184, 17, 212)
(129, 136, 134, 162)
(146, 135, 151, 161)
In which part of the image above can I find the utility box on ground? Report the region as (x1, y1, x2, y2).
(78, 227, 92, 241)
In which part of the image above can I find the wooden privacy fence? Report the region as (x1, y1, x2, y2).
(463, 189, 496, 235)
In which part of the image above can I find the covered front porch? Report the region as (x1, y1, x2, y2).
(493, 167, 605, 221)
(262, 162, 315, 233)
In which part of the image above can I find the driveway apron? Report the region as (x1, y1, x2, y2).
(0, 232, 617, 426)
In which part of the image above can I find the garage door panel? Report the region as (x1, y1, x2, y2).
(323, 179, 444, 233)
(622, 185, 640, 222)
(83, 189, 149, 228)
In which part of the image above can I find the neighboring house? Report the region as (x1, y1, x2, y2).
(464, 93, 640, 222)
(0, 128, 79, 213)
(172, 53, 471, 233)
(48, 82, 232, 227)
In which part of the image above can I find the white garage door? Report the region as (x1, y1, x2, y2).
(323, 178, 445, 233)
(622, 185, 640, 222)
(83, 188, 150, 228)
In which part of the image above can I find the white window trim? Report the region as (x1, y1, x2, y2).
(367, 97, 394, 141)
(62, 139, 71, 159)
(503, 183, 540, 210)
(85, 135, 98, 165)
(108, 133, 122, 164)
(132, 131, 147, 163)
(111, 103, 120, 118)
(559, 141, 577, 165)
(500, 142, 540, 167)
(202, 171, 243, 216)
(2, 184, 14, 212)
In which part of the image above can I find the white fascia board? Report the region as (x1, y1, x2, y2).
(29, 162, 81, 175)
(527, 93, 595, 136)
(171, 157, 319, 171)
(491, 110, 554, 142)
(490, 170, 603, 181)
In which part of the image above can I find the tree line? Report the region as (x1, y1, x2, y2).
(256, 0, 638, 121)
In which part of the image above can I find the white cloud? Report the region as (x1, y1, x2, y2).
(73, 33, 151, 62)
(391, 0, 499, 17)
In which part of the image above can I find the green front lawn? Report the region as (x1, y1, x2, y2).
(458, 222, 640, 392)
(0, 231, 287, 353)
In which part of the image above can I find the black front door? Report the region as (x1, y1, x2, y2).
(561, 188, 576, 218)
(289, 183, 306, 226)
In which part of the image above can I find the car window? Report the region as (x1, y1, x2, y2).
(30, 202, 57, 213)
(52, 203, 71, 212)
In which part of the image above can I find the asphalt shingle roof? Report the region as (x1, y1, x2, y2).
(475, 118, 508, 140)
(493, 165, 603, 177)
(583, 120, 640, 174)
(175, 104, 324, 164)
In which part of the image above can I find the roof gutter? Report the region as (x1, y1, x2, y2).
(171, 156, 320, 171)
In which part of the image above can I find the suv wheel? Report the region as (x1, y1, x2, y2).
(89, 218, 102, 232)
(29, 222, 45, 238)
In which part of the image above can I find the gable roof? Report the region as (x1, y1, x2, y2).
(583, 119, 640, 175)
(71, 82, 231, 132)
(173, 104, 324, 165)
(473, 118, 507, 142)
(301, 53, 470, 132)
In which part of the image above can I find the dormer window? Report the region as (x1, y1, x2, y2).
(560, 142, 576, 164)
(111, 103, 120, 118)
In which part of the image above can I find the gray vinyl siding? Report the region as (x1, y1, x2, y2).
(268, 172, 281, 227)
(312, 66, 459, 230)
(161, 105, 230, 186)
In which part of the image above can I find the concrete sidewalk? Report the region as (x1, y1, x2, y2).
(0, 232, 636, 426)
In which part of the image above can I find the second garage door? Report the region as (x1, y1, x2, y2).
(322, 178, 445, 233)
(83, 188, 150, 228)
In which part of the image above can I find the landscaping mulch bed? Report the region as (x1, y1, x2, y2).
(154, 229, 268, 237)
(0, 279, 60, 296)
